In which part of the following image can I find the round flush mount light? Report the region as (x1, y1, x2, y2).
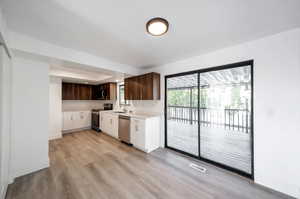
(146, 17, 169, 36)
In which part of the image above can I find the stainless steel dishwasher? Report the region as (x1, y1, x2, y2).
(118, 115, 131, 144)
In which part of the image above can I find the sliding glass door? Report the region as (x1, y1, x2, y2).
(199, 65, 252, 174)
(166, 73, 199, 156)
(165, 61, 253, 177)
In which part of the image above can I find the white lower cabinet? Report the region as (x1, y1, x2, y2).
(130, 117, 160, 153)
(110, 114, 119, 138)
(131, 118, 145, 150)
(62, 111, 91, 131)
(100, 112, 119, 138)
(100, 112, 108, 133)
(100, 111, 160, 153)
(62, 112, 71, 131)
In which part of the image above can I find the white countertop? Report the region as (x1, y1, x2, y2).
(102, 110, 161, 119)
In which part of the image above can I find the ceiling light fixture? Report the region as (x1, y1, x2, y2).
(146, 17, 169, 36)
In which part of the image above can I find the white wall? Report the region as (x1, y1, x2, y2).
(49, 77, 62, 140)
(0, 46, 12, 199)
(11, 57, 49, 179)
(146, 28, 300, 198)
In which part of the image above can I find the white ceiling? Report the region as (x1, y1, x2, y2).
(2, 0, 300, 68)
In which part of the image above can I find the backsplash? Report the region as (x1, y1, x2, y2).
(61, 100, 163, 113)
(62, 100, 116, 111)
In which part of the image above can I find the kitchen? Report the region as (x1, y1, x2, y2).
(49, 67, 162, 153)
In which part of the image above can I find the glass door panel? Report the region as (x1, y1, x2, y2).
(199, 65, 252, 174)
(166, 73, 199, 156)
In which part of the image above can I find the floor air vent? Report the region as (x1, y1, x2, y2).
(189, 163, 207, 173)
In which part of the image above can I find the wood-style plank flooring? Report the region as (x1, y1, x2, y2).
(6, 130, 293, 199)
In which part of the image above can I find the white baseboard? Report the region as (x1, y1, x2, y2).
(254, 181, 298, 199)
(62, 126, 91, 134)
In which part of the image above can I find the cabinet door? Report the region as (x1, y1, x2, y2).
(107, 115, 114, 136)
(78, 111, 90, 128)
(78, 111, 85, 128)
(63, 112, 76, 130)
(74, 84, 83, 100)
(111, 115, 119, 138)
(79, 85, 92, 100)
(129, 77, 140, 100)
(131, 119, 145, 150)
(127, 77, 138, 100)
(62, 83, 75, 100)
(73, 112, 81, 129)
(102, 113, 111, 134)
(124, 79, 130, 100)
(139, 74, 152, 100)
(101, 113, 107, 132)
(108, 83, 117, 100)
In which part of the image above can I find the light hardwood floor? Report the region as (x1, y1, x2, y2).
(6, 130, 293, 199)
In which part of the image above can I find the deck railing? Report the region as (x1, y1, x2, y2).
(167, 105, 251, 133)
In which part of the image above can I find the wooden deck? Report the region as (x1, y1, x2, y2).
(167, 120, 252, 174)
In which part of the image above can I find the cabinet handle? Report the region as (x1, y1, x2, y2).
(135, 125, 138, 132)
(101, 117, 103, 121)
(110, 119, 112, 124)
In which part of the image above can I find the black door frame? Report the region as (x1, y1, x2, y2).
(164, 60, 254, 179)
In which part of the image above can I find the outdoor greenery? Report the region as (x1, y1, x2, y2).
(167, 84, 251, 109)
(167, 88, 198, 107)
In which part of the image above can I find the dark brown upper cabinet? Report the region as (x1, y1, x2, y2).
(78, 84, 92, 100)
(62, 83, 92, 100)
(124, 72, 160, 100)
(62, 83, 75, 100)
(62, 82, 116, 100)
